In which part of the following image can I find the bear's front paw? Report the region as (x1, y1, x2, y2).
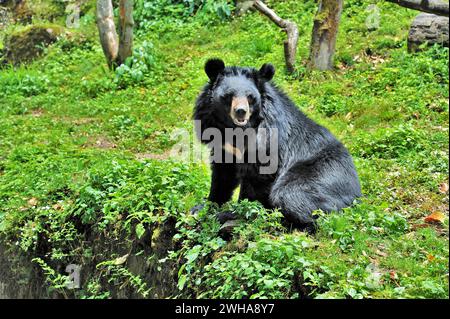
(216, 211, 237, 224)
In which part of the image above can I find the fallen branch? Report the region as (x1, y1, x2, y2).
(253, 0, 299, 73)
(386, 0, 449, 17)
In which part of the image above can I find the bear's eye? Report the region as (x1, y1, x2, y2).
(220, 94, 232, 103)
(248, 95, 256, 104)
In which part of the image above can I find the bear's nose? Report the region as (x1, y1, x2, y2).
(235, 107, 247, 118)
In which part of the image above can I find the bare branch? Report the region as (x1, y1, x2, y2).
(253, 0, 299, 73)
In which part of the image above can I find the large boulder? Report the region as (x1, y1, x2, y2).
(3, 24, 63, 65)
(408, 13, 449, 52)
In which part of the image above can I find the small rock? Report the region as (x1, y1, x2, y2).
(408, 13, 449, 52)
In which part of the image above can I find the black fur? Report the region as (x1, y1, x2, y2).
(194, 59, 362, 230)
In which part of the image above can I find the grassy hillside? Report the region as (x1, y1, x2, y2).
(0, 0, 448, 298)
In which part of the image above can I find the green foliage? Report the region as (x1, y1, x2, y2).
(0, 70, 49, 99)
(114, 41, 157, 88)
(172, 199, 410, 299)
(171, 201, 285, 297)
(199, 235, 320, 298)
(80, 279, 111, 299)
(134, 0, 234, 34)
(71, 159, 207, 227)
(0, 0, 448, 300)
(353, 124, 426, 159)
(32, 258, 70, 296)
(96, 259, 151, 298)
(318, 202, 409, 251)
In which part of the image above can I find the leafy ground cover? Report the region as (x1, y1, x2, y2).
(0, 0, 448, 298)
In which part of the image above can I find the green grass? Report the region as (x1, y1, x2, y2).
(0, 0, 448, 299)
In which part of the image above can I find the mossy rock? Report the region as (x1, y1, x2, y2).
(3, 24, 63, 65)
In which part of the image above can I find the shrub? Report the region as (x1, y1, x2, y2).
(134, 0, 235, 33)
(352, 124, 426, 159)
(0, 71, 49, 98)
(114, 41, 156, 88)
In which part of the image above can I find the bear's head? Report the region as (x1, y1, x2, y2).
(201, 58, 275, 128)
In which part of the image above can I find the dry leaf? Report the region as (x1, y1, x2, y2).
(27, 198, 38, 206)
(113, 254, 129, 265)
(424, 212, 445, 224)
(52, 203, 63, 211)
(375, 249, 388, 257)
(389, 271, 398, 280)
(427, 254, 435, 262)
(439, 182, 449, 193)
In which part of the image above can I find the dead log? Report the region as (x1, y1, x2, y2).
(386, 0, 449, 17)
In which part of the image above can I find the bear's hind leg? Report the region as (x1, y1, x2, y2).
(270, 185, 318, 231)
(270, 177, 342, 232)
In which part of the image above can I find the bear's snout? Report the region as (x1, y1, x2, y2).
(231, 96, 250, 126)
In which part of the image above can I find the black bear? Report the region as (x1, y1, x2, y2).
(193, 58, 361, 231)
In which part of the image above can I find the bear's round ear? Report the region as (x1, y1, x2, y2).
(205, 58, 225, 82)
(258, 63, 275, 81)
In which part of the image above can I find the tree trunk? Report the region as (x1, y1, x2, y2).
(96, 0, 119, 68)
(308, 0, 343, 71)
(117, 0, 134, 65)
(96, 0, 134, 69)
(386, 0, 449, 17)
(253, 0, 299, 73)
